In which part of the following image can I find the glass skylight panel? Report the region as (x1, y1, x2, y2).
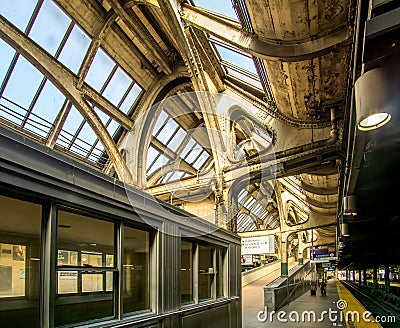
(85, 48, 116, 92)
(243, 196, 256, 209)
(119, 84, 142, 114)
(0, 0, 38, 32)
(253, 204, 263, 215)
(237, 213, 247, 224)
(28, 0, 72, 56)
(156, 118, 179, 144)
(265, 216, 275, 226)
(29, 80, 65, 129)
(0, 97, 26, 126)
(75, 123, 97, 147)
(167, 127, 186, 152)
(58, 25, 91, 74)
(238, 189, 248, 203)
(88, 143, 105, 163)
(106, 119, 119, 137)
(102, 67, 132, 106)
(146, 146, 159, 171)
(192, 151, 209, 170)
(241, 217, 252, 228)
(24, 112, 53, 138)
(270, 219, 279, 228)
(152, 110, 169, 136)
(94, 107, 109, 125)
(0, 40, 16, 83)
(180, 138, 196, 158)
(225, 67, 263, 89)
(194, 0, 237, 20)
(57, 106, 84, 146)
(163, 171, 185, 183)
(248, 225, 257, 232)
(243, 220, 255, 231)
(259, 211, 269, 220)
(147, 153, 169, 176)
(208, 38, 263, 90)
(215, 44, 256, 75)
(2, 56, 44, 109)
(185, 144, 202, 164)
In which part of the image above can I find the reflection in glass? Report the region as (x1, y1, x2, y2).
(57, 271, 78, 294)
(181, 241, 193, 303)
(198, 245, 214, 300)
(82, 273, 103, 292)
(55, 210, 114, 326)
(123, 226, 150, 314)
(0, 195, 41, 327)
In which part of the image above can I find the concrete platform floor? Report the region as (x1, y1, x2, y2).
(243, 279, 346, 327)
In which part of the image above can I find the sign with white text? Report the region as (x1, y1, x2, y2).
(241, 236, 275, 255)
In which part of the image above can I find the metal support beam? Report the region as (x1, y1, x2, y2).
(108, 0, 172, 74)
(0, 15, 133, 182)
(46, 100, 72, 148)
(180, 4, 352, 62)
(76, 9, 117, 89)
(81, 84, 133, 130)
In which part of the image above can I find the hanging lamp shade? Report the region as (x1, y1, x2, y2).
(344, 195, 357, 216)
(355, 68, 391, 131)
(341, 223, 349, 237)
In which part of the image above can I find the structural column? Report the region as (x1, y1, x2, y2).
(280, 234, 288, 277)
(384, 264, 390, 294)
(358, 269, 362, 285)
(362, 269, 367, 286)
(297, 233, 304, 265)
(373, 267, 378, 291)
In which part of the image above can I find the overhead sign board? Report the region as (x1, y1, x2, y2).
(241, 236, 275, 255)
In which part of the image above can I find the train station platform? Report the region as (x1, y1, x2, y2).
(242, 278, 382, 327)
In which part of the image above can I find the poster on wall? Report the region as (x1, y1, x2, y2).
(12, 245, 25, 261)
(241, 236, 275, 255)
(241, 254, 253, 266)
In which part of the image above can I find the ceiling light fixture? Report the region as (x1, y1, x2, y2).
(355, 68, 391, 131)
(344, 195, 357, 216)
(341, 223, 349, 237)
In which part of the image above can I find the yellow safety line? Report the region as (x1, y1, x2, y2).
(336, 280, 381, 328)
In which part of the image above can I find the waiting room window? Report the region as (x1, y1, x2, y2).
(216, 248, 225, 298)
(198, 245, 214, 300)
(123, 225, 150, 315)
(55, 210, 115, 326)
(0, 195, 41, 328)
(180, 241, 227, 304)
(181, 240, 193, 303)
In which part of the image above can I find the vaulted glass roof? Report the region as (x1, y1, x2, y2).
(0, 0, 143, 168)
(192, 0, 269, 95)
(146, 109, 212, 182)
(194, 0, 238, 21)
(237, 185, 279, 232)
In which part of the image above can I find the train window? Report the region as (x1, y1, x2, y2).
(198, 245, 214, 300)
(55, 210, 115, 326)
(181, 240, 193, 303)
(0, 195, 41, 328)
(123, 225, 150, 315)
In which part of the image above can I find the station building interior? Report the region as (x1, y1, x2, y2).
(0, 0, 399, 327)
